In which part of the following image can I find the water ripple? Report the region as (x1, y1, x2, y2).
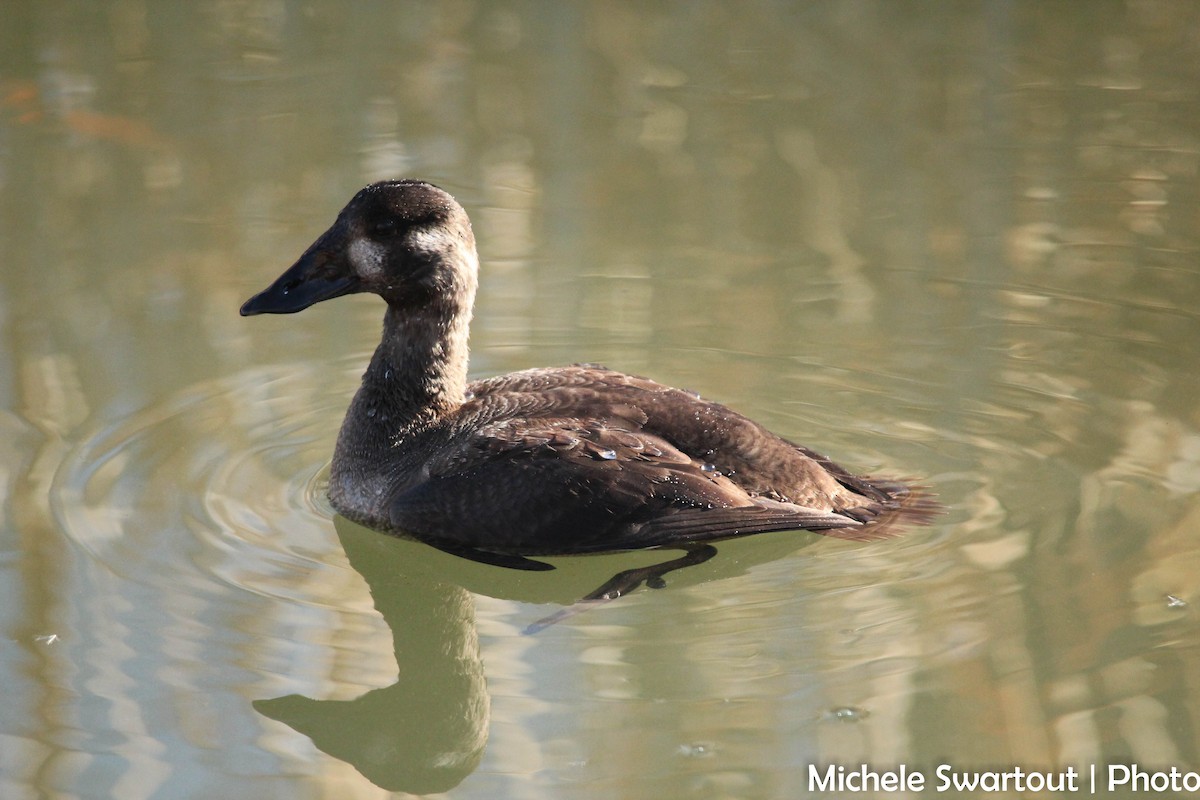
(51, 362, 348, 601)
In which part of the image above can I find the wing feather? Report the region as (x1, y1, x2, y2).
(379, 365, 933, 556)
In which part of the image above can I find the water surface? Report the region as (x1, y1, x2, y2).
(3, 2, 1200, 798)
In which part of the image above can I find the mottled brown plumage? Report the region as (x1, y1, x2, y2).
(242, 180, 936, 574)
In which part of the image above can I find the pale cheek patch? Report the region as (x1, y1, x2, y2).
(349, 237, 386, 280)
(406, 227, 458, 259)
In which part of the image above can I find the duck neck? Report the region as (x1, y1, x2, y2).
(357, 300, 473, 432)
(329, 299, 472, 515)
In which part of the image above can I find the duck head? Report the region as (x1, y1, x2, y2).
(241, 180, 478, 316)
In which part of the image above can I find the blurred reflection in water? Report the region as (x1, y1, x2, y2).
(255, 520, 489, 795)
(3, 1, 1200, 798)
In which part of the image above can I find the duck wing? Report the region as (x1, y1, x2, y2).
(383, 364, 936, 560)
(386, 416, 864, 558)
(464, 365, 911, 512)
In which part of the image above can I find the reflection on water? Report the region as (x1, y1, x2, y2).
(255, 520, 489, 795)
(3, 1, 1200, 797)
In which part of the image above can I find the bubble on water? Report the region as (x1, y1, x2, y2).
(823, 706, 870, 723)
(677, 741, 716, 758)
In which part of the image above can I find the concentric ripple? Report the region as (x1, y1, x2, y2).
(51, 362, 354, 602)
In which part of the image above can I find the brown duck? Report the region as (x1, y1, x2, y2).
(242, 180, 935, 599)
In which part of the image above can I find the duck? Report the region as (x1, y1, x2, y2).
(241, 180, 936, 583)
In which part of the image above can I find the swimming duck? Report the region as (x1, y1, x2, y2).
(241, 180, 934, 580)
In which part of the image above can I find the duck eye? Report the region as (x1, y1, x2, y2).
(372, 217, 399, 237)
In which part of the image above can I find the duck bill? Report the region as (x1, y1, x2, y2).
(240, 230, 360, 316)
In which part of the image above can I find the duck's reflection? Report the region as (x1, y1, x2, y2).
(254, 518, 488, 793)
(255, 516, 818, 792)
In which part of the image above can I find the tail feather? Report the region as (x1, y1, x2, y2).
(832, 478, 943, 540)
(632, 478, 943, 548)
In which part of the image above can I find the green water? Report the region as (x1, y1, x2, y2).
(3, 2, 1200, 798)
